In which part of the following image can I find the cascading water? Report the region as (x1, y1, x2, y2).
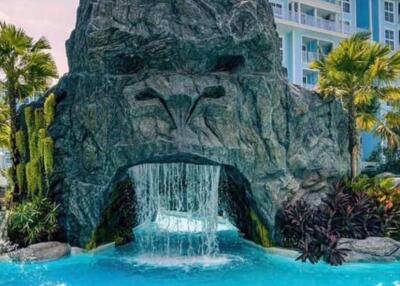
(129, 163, 221, 259)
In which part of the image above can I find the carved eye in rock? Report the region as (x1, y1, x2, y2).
(185, 86, 226, 124)
(135, 88, 176, 129)
(105, 53, 144, 75)
(201, 86, 226, 99)
(135, 88, 162, 101)
(214, 55, 245, 72)
(133, 86, 226, 129)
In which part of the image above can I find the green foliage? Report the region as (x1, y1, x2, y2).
(37, 128, 47, 158)
(34, 108, 45, 131)
(24, 106, 35, 134)
(17, 103, 55, 200)
(351, 175, 400, 240)
(44, 94, 56, 127)
(0, 22, 58, 200)
(0, 104, 10, 149)
(7, 197, 59, 247)
(4, 189, 13, 208)
(86, 180, 135, 250)
(25, 159, 43, 198)
(28, 130, 39, 161)
(5, 167, 14, 193)
(312, 32, 400, 177)
(351, 175, 400, 209)
(15, 130, 27, 161)
(16, 163, 26, 192)
(42, 137, 54, 176)
(250, 210, 272, 248)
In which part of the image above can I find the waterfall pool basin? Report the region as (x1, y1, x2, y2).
(0, 231, 400, 286)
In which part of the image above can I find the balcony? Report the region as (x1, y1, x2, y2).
(321, 0, 338, 4)
(272, 6, 351, 35)
(302, 51, 327, 63)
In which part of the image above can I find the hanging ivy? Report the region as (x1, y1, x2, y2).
(14, 94, 57, 200)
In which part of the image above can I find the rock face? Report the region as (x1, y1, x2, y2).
(52, 0, 349, 247)
(8, 242, 71, 262)
(339, 237, 400, 263)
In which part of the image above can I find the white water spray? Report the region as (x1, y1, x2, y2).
(129, 163, 221, 258)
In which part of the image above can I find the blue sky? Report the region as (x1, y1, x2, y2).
(0, 0, 80, 76)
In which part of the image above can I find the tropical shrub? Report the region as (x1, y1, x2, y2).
(0, 22, 58, 201)
(277, 182, 383, 265)
(351, 176, 400, 241)
(7, 197, 59, 247)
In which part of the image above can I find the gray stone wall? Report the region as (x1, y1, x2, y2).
(50, 0, 349, 247)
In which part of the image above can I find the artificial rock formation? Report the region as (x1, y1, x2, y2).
(8, 242, 71, 262)
(339, 237, 400, 263)
(51, 0, 349, 247)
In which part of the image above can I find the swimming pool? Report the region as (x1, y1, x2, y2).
(0, 230, 399, 286)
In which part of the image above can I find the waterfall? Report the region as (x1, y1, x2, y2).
(129, 163, 221, 257)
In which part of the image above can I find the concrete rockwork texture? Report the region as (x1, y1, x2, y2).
(49, 0, 350, 247)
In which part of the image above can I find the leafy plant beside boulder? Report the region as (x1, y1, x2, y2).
(5, 94, 60, 248)
(352, 176, 400, 241)
(277, 182, 384, 265)
(7, 197, 59, 247)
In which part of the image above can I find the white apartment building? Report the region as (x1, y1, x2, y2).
(270, 0, 357, 89)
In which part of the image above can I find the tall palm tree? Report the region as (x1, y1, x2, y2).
(311, 32, 400, 179)
(0, 22, 58, 201)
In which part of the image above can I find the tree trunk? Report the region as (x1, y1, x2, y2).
(7, 89, 21, 203)
(348, 97, 360, 180)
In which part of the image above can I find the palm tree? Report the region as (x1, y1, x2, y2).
(311, 33, 400, 179)
(0, 22, 58, 201)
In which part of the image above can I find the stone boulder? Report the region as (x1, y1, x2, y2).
(8, 242, 71, 262)
(339, 237, 400, 263)
(49, 0, 350, 247)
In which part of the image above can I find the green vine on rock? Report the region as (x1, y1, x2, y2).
(13, 94, 57, 200)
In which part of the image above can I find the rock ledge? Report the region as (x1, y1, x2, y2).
(8, 241, 71, 262)
(339, 237, 400, 263)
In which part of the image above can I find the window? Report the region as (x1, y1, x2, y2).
(385, 1, 394, 23)
(271, 2, 283, 17)
(343, 20, 351, 33)
(279, 37, 284, 60)
(342, 0, 351, 13)
(385, 29, 395, 50)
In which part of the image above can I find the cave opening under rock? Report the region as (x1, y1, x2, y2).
(115, 159, 270, 258)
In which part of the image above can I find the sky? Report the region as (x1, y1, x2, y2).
(0, 0, 80, 77)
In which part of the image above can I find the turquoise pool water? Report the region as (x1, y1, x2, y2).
(0, 230, 399, 286)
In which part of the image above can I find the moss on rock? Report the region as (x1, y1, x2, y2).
(44, 94, 56, 127)
(250, 210, 273, 248)
(34, 108, 45, 131)
(86, 180, 136, 250)
(16, 130, 27, 162)
(16, 95, 56, 199)
(24, 106, 35, 135)
(26, 159, 43, 198)
(16, 163, 26, 192)
(42, 137, 54, 176)
(28, 131, 39, 161)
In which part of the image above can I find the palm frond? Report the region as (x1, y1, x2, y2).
(375, 123, 400, 148)
(356, 112, 379, 131)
